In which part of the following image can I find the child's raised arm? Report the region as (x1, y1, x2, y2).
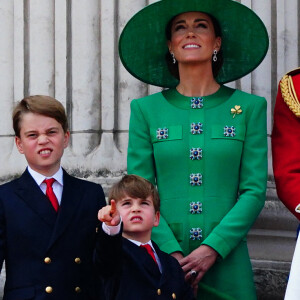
(98, 200, 120, 226)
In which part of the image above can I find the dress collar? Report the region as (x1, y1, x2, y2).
(162, 85, 235, 110)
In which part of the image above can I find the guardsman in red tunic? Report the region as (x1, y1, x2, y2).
(272, 68, 300, 299)
(272, 68, 300, 221)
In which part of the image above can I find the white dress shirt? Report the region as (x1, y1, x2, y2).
(27, 166, 63, 205)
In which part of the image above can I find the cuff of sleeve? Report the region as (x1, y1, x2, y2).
(102, 218, 122, 236)
(202, 233, 232, 259)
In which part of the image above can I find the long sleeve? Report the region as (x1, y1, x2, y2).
(272, 73, 300, 221)
(127, 98, 182, 253)
(127, 99, 156, 184)
(203, 97, 267, 258)
(94, 224, 123, 277)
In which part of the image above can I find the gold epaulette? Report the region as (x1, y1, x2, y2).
(280, 67, 300, 118)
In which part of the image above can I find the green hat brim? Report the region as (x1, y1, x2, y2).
(119, 0, 269, 87)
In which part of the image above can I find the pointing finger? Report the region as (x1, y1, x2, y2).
(110, 200, 117, 215)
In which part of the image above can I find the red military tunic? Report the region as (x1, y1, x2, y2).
(272, 68, 300, 221)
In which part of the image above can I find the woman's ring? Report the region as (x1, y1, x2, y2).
(190, 270, 197, 277)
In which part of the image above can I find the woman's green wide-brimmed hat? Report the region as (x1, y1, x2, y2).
(119, 0, 269, 87)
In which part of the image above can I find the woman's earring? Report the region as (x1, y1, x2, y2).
(171, 52, 176, 64)
(213, 50, 218, 62)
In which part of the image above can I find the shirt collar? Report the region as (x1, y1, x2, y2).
(27, 166, 63, 186)
(128, 239, 155, 250)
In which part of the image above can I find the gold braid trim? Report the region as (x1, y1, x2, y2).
(280, 74, 300, 118)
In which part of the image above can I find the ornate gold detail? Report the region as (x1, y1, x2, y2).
(280, 74, 300, 118)
(231, 105, 242, 118)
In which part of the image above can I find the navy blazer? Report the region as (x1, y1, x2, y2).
(0, 169, 106, 300)
(95, 227, 195, 300)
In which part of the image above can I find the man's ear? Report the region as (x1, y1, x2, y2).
(63, 130, 70, 148)
(15, 136, 24, 154)
(153, 211, 160, 227)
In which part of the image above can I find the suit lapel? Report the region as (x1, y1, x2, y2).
(47, 170, 82, 249)
(124, 239, 161, 279)
(15, 169, 57, 227)
(152, 241, 171, 285)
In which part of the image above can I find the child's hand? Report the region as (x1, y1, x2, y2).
(98, 200, 121, 226)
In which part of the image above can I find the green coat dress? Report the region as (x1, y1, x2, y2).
(127, 86, 267, 300)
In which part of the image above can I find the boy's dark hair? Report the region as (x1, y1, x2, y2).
(13, 95, 69, 137)
(109, 174, 160, 212)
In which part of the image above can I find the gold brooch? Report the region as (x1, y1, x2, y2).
(231, 105, 242, 118)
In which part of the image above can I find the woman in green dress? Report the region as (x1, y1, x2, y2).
(119, 0, 269, 299)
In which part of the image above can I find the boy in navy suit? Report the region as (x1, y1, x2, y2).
(0, 95, 106, 299)
(96, 174, 195, 300)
